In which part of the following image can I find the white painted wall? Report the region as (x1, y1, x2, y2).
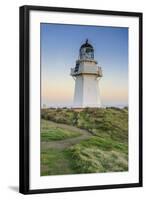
(72, 58, 102, 107)
(0, 0, 145, 200)
(83, 75, 101, 107)
(74, 74, 101, 107)
(74, 76, 83, 107)
(79, 62, 99, 74)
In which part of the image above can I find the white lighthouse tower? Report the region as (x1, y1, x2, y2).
(71, 39, 103, 108)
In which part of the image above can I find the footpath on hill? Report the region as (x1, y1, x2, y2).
(41, 120, 92, 150)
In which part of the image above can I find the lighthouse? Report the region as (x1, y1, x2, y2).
(71, 39, 103, 108)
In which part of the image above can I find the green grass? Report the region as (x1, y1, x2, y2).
(65, 135, 128, 173)
(66, 145, 128, 173)
(41, 149, 75, 175)
(79, 136, 128, 154)
(41, 120, 81, 141)
(41, 107, 128, 175)
(41, 107, 128, 143)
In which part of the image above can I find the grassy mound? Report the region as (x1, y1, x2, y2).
(41, 107, 128, 175)
(66, 136, 128, 173)
(41, 149, 75, 175)
(41, 120, 81, 141)
(41, 107, 128, 143)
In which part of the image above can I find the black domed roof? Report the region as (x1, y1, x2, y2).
(80, 39, 93, 50)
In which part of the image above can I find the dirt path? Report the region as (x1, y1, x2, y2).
(41, 120, 92, 150)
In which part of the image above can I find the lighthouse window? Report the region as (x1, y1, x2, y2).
(86, 48, 91, 53)
(91, 52, 94, 59)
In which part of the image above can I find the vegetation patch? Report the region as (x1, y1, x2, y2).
(41, 149, 75, 176)
(66, 144, 128, 173)
(41, 107, 128, 143)
(41, 107, 128, 175)
(41, 119, 81, 141)
(79, 136, 128, 154)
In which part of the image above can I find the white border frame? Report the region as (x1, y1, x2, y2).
(29, 10, 139, 190)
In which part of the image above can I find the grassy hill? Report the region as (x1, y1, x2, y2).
(41, 107, 128, 175)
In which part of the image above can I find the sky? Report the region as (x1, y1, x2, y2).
(41, 23, 128, 108)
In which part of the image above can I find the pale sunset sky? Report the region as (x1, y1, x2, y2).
(41, 23, 128, 108)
